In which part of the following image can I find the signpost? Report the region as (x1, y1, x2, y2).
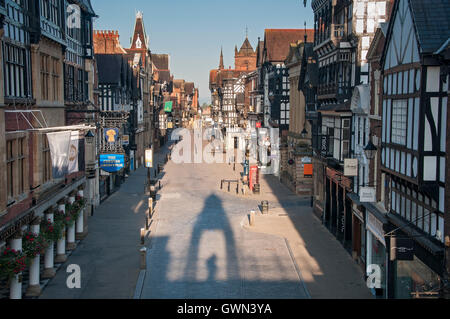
(145, 149, 153, 168)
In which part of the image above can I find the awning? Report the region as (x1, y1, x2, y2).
(387, 213, 444, 256)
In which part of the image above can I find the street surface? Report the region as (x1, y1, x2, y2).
(40, 131, 372, 299)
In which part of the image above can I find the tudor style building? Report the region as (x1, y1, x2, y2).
(379, 0, 449, 298)
(0, 0, 96, 299)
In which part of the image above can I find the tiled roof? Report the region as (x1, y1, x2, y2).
(409, 0, 450, 54)
(237, 37, 255, 56)
(96, 54, 124, 84)
(152, 54, 169, 70)
(184, 82, 195, 95)
(264, 29, 314, 62)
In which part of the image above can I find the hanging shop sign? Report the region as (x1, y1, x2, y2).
(344, 158, 358, 176)
(256, 122, 262, 128)
(164, 101, 173, 113)
(99, 154, 125, 173)
(390, 237, 414, 261)
(301, 157, 312, 164)
(104, 128, 119, 144)
(360, 187, 376, 202)
(145, 149, 153, 168)
(122, 135, 130, 146)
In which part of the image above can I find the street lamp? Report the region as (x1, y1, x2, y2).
(301, 127, 308, 139)
(364, 138, 377, 160)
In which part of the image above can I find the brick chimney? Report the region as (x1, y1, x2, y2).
(93, 30, 127, 54)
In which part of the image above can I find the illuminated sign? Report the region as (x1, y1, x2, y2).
(99, 154, 125, 173)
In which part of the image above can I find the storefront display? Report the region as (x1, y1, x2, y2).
(394, 256, 441, 299)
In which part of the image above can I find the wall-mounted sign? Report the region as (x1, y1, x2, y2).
(344, 158, 358, 176)
(301, 157, 312, 164)
(360, 187, 376, 202)
(99, 154, 125, 173)
(104, 128, 119, 144)
(122, 135, 129, 146)
(164, 101, 173, 112)
(256, 122, 262, 128)
(145, 149, 153, 168)
(168, 122, 173, 129)
(390, 237, 414, 261)
(367, 211, 386, 246)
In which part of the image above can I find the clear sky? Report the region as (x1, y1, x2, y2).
(92, 0, 314, 104)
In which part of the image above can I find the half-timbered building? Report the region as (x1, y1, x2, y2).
(379, 0, 450, 298)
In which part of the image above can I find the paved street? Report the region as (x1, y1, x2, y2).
(39, 132, 372, 299)
(137, 133, 372, 299)
(39, 143, 171, 299)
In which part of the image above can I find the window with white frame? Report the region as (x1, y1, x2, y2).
(391, 99, 407, 145)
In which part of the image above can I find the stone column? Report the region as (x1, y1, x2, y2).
(75, 188, 87, 240)
(42, 210, 56, 279)
(66, 195, 76, 250)
(9, 231, 23, 299)
(55, 199, 67, 263)
(26, 217, 42, 297)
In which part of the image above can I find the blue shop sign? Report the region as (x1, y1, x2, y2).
(99, 154, 125, 173)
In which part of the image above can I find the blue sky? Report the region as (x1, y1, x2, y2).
(92, 0, 314, 104)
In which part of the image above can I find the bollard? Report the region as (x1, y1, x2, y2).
(140, 228, 145, 245)
(250, 210, 256, 226)
(261, 200, 269, 214)
(159, 181, 161, 190)
(228, 182, 230, 192)
(236, 183, 239, 194)
(140, 247, 147, 270)
(220, 180, 223, 190)
(148, 198, 153, 218)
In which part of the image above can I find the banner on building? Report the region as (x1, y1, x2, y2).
(47, 131, 72, 179)
(68, 131, 79, 174)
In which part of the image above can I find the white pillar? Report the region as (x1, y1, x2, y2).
(55, 202, 67, 263)
(9, 233, 23, 299)
(42, 211, 56, 279)
(26, 218, 42, 297)
(75, 190, 85, 240)
(67, 196, 76, 250)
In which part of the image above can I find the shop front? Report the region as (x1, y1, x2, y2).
(387, 215, 444, 299)
(324, 167, 353, 253)
(365, 208, 389, 298)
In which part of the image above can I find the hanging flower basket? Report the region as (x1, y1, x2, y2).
(22, 231, 47, 260)
(40, 218, 64, 243)
(65, 198, 85, 227)
(0, 247, 27, 281)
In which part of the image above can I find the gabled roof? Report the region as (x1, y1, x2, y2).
(152, 54, 169, 70)
(95, 54, 124, 84)
(77, 0, 96, 16)
(237, 37, 255, 56)
(409, 0, 450, 54)
(184, 82, 195, 95)
(130, 11, 149, 50)
(263, 29, 314, 63)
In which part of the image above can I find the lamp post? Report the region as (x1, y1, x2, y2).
(364, 139, 377, 161)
